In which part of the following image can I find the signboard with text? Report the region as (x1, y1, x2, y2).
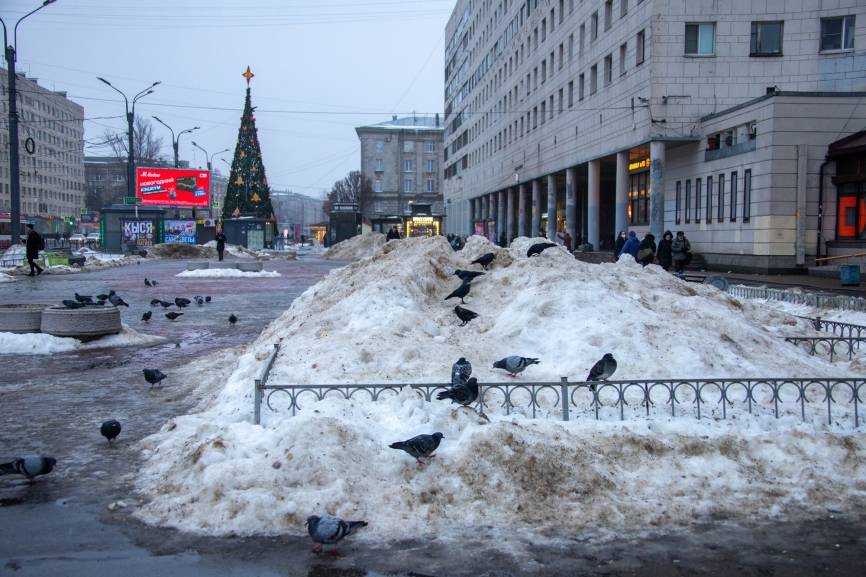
(136, 167, 210, 208)
(164, 219, 197, 244)
(121, 219, 156, 247)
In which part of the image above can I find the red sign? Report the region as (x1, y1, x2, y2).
(136, 167, 210, 208)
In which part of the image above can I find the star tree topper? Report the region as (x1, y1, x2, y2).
(242, 66, 255, 85)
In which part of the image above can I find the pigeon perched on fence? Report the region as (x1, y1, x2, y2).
(527, 242, 558, 257)
(228, 314, 238, 325)
(108, 292, 129, 307)
(165, 311, 183, 321)
(453, 269, 485, 283)
(141, 311, 152, 322)
(174, 297, 191, 308)
(62, 300, 85, 309)
(143, 368, 167, 388)
(444, 281, 471, 304)
(453, 305, 478, 326)
(451, 357, 472, 386)
(74, 292, 94, 304)
(586, 353, 617, 389)
(0, 456, 56, 480)
(100, 419, 122, 443)
(436, 377, 479, 406)
(471, 252, 495, 269)
(389, 433, 444, 465)
(306, 515, 368, 553)
(492, 356, 540, 376)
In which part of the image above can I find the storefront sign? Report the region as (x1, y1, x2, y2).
(628, 158, 651, 172)
(121, 219, 155, 247)
(164, 219, 197, 244)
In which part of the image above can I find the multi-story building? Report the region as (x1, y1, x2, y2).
(271, 190, 326, 239)
(356, 115, 446, 237)
(443, 0, 866, 272)
(0, 69, 86, 232)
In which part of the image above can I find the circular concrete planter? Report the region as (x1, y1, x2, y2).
(186, 261, 210, 271)
(0, 304, 52, 334)
(236, 261, 264, 272)
(41, 305, 122, 338)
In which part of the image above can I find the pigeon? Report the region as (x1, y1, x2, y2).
(471, 252, 495, 269)
(62, 300, 85, 309)
(151, 279, 159, 286)
(150, 299, 161, 306)
(74, 292, 94, 304)
(165, 311, 183, 321)
(436, 377, 479, 406)
(174, 297, 191, 308)
(306, 515, 368, 554)
(586, 353, 617, 388)
(100, 419, 121, 443)
(492, 356, 540, 376)
(451, 357, 472, 386)
(96, 293, 109, 301)
(527, 242, 558, 257)
(453, 305, 478, 327)
(108, 292, 129, 307)
(453, 269, 485, 283)
(389, 433, 444, 465)
(144, 278, 152, 287)
(205, 296, 212, 303)
(444, 281, 471, 304)
(143, 368, 167, 388)
(194, 296, 205, 306)
(0, 456, 56, 480)
(159, 300, 173, 308)
(141, 311, 152, 322)
(228, 314, 238, 325)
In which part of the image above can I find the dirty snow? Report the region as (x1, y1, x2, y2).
(323, 232, 386, 261)
(0, 326, 166, 355)
(135, 235, 865, 544)
(176, 269, 282, 279)
(0, 273, 14, 283)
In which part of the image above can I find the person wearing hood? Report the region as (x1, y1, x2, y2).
(637, 233, 656, 267)
(671, 231, 691, 274)
(620, 230, 640, 260)
(657, 230, 674, 271)
(614, 230, 627, 257)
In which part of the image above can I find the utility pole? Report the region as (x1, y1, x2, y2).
(1, 0, 59, 245)
(153, 116, 198, 168)
(191, 142, 228, 220)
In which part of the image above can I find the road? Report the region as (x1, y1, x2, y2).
(1, 256, 865, 577)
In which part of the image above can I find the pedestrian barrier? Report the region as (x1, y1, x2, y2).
(727, 284, 866, 311)
(783, 336, 863, 362)
(796, 316, 866, 339)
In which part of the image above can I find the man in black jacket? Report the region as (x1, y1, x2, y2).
(25, 224, 44, 276)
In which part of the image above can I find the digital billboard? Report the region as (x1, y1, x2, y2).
(136, 167, 210, 208)
(164, 220, 197, 244)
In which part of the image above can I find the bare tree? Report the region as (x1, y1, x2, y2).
(101, 116, 165, 166)
(325, 170, 372, 214)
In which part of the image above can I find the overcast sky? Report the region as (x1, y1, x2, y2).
(2, 0, 453, 198)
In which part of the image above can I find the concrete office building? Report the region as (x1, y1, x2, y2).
(356, 115, 446, 237)
(0, 69, 86, 229)
(271, 190, 326, 239)
(443, 0, 866, 272)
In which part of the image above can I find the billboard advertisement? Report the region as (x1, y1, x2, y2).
(136, 167, 210, 207)
(121, 219, 156, 247)
(164, 219, 197, 244)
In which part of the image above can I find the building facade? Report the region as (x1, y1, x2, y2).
(443, 0, 866, 272)
(356, 115, 446, 237)
(0, 69, 86, 232)
(271, 190, 326, 239)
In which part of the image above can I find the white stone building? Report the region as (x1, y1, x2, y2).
(442, 0, 866, 272)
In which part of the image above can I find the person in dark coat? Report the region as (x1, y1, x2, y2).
(657, 230, 674, 271)
(24, 224, 44, 276)
(637, 233, 656, 267)
(613, 231, 627, 257)
(671, 231, 691, 274)
(215, 228, 227, 261)
(620, 230, 640, 260)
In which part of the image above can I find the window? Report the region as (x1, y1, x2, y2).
(558, 88, 564, 113)
(685, 180, 692, 223)
(629, 171, 649, 225)
(619, 43, 627, 75)
(425, 141, 436, 153)
(375, 158, 384, 171)
(717, 173, 725, 222)
(426, 178, 436, 193)
(533, 106, 538, 128)
(590, 64, 598, 94)
(425, 159, 436, 172)
(559, 44, 564, 69)
(374, 179, 383, 193)
(821, 15, 855, 51)
(403, 179, 415, 193)
(604, 1, 612, 31)
(685, 22, 715, 55)
(695, 178, 702, 223)
(591, 13, 598, 42)
(706, 175, 713, 224)
(579, 73, 585, 100)
(580, 23, 586, 53)
(751, 21, 783, 56)
(542, 60, 547, 82)
(743, 169, 751, 222)
(604, 54, 613, 85)
(569, 33, 574, 59)
(621, 0, 628, 18)
(542, 18, 547, 42)
(403, 159, 415, 172)
(730, 171, 737, 222)
(376, 141, 384, 152)
(675, 180, 681, 225)
(403, 140, 415, 153)
(636, 29, 645, 64)
(540, 101, 546, 124)
(568, 81, 574, 106)
(550, 95, 554, 119)
(559, 0, 564, 23)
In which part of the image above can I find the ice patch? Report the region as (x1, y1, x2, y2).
(0, 326, 166, 355)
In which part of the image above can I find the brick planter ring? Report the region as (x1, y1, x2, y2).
(0, 304, 53, 334)
(40, 305, 122, 339)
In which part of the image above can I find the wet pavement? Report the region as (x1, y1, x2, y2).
(1, 256, 865, 576)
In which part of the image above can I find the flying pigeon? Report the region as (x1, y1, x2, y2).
(444, 281, 471, 304)
(228, 314, 238, 325)
(62, 300, 85, 309)
(389, 433, 444, 465)
(451, 357, 472, 386)
(436, 377, 479, 406)
(108, 292, 129, 307)
(492, 356, 540, 376)
(150, 299, 161, 307)
(306, 515, 368, 554)
(144, 278, 152, 287)
(165, 311, 183, 321)
(100, 419, 121, 443)
(471, 252, 495, 269)
(143, 368, 167, 388)
(453, 269, 485, 283)
(74, 292, 94, 304)
(527, 242, 558, 257)
(174, 297, 191, 308)
(141, 311, 152, 322)
(453, 305, 478, 327)
(0, 456, 56, 480)
(586, 353, 617, 389)
(205, 296, 212, 303)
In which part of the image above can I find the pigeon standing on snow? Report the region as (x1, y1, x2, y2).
(144, 278, 152, 287)
(453, 269, 485, 283)
(174, 297, 191, 308)
(444, 281, 471, 304)
(100, 419, 122, 443)
(205, 296, 212, 303)
(586, 353, 617, 389)
(150, 299, 161, 307)
(0, 456, 56, 480)
(228, 314, 238, 325)
(436, 377, 479, 406)
(453, 305, 479, 327)
(165, 311, 183, 321)
(143, 368, 167, 388)
(389, 433, 444, 465)
(451, 357, 472, 386)
(527, 242, 558, 257)
(141, 311, 152, 322)
(471, 252, 495, 270)
(492, 356, 540, 376)
(306, 515, 368, 553)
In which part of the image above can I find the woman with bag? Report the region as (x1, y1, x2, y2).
(637, 233, 656, 267)
(671, 231, 691, 274)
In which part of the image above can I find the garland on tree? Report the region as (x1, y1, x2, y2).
(222, 66, 274, 221)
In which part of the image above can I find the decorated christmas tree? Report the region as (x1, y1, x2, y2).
(222, 66, 274, 220)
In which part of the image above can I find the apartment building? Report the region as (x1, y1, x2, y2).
(443, 0, 866, 272)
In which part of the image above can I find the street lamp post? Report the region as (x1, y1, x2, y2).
(152, 116, 198, 168)
(191, 142, 228, 219)
(1, 0, 58, 245)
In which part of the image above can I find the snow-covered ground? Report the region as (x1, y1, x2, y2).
(755, 298, 866, 327)
(0, 326, 166, 355)
(0, 272, 14, 283)
(134, 235, 865, 544)
(176, 269, 282, 279)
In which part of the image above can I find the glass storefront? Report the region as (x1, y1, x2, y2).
(628, 170, 649, 225)
(404, 216, 441, 237)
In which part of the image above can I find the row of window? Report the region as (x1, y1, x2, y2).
(374, 140, 438, 154)
(373, 159, 439, 173)
(372, 178, 439, 194)
(674, 170, 753, 226)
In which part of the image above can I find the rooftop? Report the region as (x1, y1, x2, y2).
(357, 114, 443, 131)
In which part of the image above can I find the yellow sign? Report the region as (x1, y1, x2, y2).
(411, 216, 435, 223)
(628, 158, 651, 171)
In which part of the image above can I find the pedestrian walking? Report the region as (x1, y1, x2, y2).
(671, 231, 691, 274)
(657, 231, 674, 271)
(215, 228, 227, 262)
(614, 230, 627, 257)
(637, 233, 657, 267)
(25, 224, 44, 276)
(620, 230, 640, 260)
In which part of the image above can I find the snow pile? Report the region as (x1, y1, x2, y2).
(202, 241, 260, 259)
(176, 269, 282, 279)
(149, 243, 217, 259)
(0, 273, 14, 283)
(135, 235, 860, 542)
(0, 326, 165, 355)
(323, 232, 386, 261)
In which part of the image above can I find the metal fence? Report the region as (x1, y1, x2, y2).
(727, 284, 866, 311)
(784, 336, 864, 362)
(797, 316, 866, 339)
